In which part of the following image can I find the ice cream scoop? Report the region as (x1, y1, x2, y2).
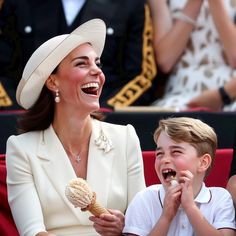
(65, 178, 110, 217)
(170, 177, 179, 187)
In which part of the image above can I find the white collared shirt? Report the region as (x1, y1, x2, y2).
(123, 183, 236, 236)
(61, 0, 85, 26)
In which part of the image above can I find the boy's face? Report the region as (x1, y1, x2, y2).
(155, 131, 201, 188)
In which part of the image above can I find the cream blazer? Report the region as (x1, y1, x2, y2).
(6, 119, 146, 236)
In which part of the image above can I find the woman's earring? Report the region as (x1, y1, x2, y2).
(55, 90, 60, 103)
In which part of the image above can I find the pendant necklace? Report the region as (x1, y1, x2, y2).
(64, 148, 82, 164)
(71, 152, 81, 164)
(63, 133, 90, 164)
(75, 155, 81, 163)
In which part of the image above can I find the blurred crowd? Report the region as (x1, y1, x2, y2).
(1, 0, 236, 112)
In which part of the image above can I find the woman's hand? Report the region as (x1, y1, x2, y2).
(187, 89, 223, 111)
(89, 209, 124, 236)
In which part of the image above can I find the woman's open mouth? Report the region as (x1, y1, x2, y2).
(81, 82, 99, 96)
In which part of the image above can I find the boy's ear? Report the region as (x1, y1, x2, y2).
(45, 74, 59, 92)
(198, 153, 211, 173)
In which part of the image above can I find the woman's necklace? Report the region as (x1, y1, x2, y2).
(59, 123, 92, 164)
(64, 148, 82, 164)
(74, 154, 81, 163)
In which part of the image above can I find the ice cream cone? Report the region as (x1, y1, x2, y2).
(81, 192, 110, 217)
(65, 178, 110, 217)
(170, 176, 179, 186)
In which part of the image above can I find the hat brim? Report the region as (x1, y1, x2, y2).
(16, 19, 106, 109)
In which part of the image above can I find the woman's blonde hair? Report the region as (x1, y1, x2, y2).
(153, 117, 217, 176)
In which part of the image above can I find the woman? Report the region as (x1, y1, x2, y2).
(6, 19, 146, 236)
(148, 0, 236, 111)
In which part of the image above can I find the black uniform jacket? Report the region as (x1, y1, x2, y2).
(0, 0, 157, 108)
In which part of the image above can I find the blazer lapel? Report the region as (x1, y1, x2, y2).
(37, 125, 90, 222)
(36, 121, 114, 219)
(86, 120, 114, 208)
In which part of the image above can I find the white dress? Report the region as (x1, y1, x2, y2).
(152, 0, 236, 111)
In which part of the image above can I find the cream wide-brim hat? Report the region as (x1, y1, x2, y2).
(16, 18, 106, 109)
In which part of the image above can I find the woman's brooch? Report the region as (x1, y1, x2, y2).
(95, 128, 113, 153)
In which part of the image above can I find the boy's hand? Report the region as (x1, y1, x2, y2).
(178, 170, 195, 210)
(162, 184, 182, 221)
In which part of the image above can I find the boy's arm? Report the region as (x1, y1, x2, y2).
(147, 215, 172, 236)
(180, 170, 235, 236)
(148, 185, 182, 236)
(124, 214, 174, 236)
(185, 205, 235, 236)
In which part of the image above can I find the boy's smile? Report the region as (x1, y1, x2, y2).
(155, 131, 200, 187)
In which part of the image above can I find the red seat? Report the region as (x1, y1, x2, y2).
(0, 149, 233, 235)
(0, 154, 19, 236)
(205, 149, 233, 187)
(142, 149, 233, 187)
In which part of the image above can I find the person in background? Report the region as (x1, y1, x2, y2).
(0, 0, 157, 110)
(227, 170, 236, 210)
(187, 78, 236, 111)
(6, 19, 146, 236)
(148, 0, 236, 111)
(123, 117, 236, 236)
(226, 132, 236, 211)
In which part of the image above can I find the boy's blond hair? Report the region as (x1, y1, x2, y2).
(153, 117, 217, 176)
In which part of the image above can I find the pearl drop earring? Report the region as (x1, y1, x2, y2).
(55, 90, 60, 103)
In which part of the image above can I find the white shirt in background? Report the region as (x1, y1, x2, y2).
(61, 0, 86, 26)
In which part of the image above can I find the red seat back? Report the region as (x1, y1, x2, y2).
(205, 149, 233, 187)
(142, 149, 233, 187)
(0, 149, 233, 235)
(0, 154, 19, 236)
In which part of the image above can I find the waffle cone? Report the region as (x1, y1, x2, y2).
(81, 192, 110, 217)
(87, 202, 110, 217)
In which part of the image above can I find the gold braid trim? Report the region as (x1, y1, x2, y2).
(0, 82, 13, 106)
(107, 4, 157, 108)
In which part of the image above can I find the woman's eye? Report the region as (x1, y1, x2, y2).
(76, 61, 86, 67)
(96, 62, 103, 68)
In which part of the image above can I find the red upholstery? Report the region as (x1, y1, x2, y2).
(0, 149, 233, 235)
(0, 154, 19, 236)
(205, 149, 233, 187)
(142, 149, 233, 187)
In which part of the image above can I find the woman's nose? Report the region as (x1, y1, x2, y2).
(90, 63, 102, 75)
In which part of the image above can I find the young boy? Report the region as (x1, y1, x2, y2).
(123, 117, 236, 236)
